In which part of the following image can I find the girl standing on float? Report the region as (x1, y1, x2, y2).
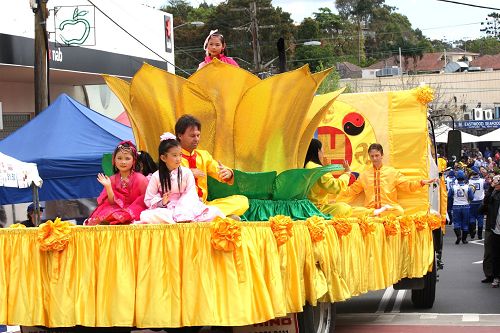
(197, 30, 239, 70)
(85, 141, 149, 225)
(139, 133, 224, 224)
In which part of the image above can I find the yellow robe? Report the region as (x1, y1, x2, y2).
(336, 165, 423, 217)
(181, 148, 249, 216)
(305, 161, 352, 217)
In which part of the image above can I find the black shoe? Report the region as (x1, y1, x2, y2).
(481, 277, 493, 283)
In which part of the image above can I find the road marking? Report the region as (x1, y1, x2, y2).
(420, 314, 438, 320)
(392, 290, 406, 313)
(462, 314, 480, 322)
(376, 286, 394, 313)
(470, 240, 484, 246)
(473, 260, 483, 264)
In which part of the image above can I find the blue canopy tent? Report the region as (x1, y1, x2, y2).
(0, 94, 134, 204)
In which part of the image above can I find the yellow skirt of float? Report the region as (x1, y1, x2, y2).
(0, 215, 437, 328)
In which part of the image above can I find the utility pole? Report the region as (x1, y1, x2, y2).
(33, 0, 50, 115)
(249, 1, 262, 73)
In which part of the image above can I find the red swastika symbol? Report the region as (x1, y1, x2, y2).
(317, 126, 352, 165)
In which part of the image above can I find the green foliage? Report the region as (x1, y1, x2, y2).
(464, 37, 500, 55)
(316, 66, 341, 94)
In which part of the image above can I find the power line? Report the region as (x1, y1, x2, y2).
(435, 0, 500, 11)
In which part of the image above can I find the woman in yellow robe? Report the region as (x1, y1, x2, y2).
(304, 138, 352, 217)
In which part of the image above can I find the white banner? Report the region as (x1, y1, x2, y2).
(0, 152, 42, 188)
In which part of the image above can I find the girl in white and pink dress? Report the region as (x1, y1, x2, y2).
(139, 132, 224, 224)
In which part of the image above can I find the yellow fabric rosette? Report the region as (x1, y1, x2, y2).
(330, 218, 353, 237)
(37, 218, 72, 252)
(357, 217, 376, 237)
(210, 216, 242, 252)
(10, 223, 26, 229)
(426, 214, 442, 231)
(413, 85, 435, 105)
(398, 216, 413, 236)
(305, 216, 328, 243)
(414, 215, 428, 231)
(269, 215, 293, 246)
(383, 216, 399, 236)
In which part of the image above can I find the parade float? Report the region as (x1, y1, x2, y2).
(0, 61, 447, 332)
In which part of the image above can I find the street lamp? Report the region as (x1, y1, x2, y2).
(173, 21, 205, 30)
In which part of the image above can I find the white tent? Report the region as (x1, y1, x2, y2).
(477, 128, 500, 142)
(0, 152, 42, 188)
(434, 124, 481, 143)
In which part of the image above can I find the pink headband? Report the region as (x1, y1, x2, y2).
(160, 132, 176, 141)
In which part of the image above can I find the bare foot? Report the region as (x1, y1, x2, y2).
(228, 214, 241, 221)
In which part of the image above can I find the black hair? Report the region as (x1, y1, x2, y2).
(206, 32, 228, 56)
(304, 138, 323, 167)
(368, 143, 384, 155)
(137, 150, 158, 176)
(158, 139, 182, 194)
(175, 114, 201, 136)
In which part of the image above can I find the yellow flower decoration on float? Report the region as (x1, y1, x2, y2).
(37, 218, 72, 252)
(383, 216, 399, 236)
(426, 214, 442, 231)
(210, 216, 242, 252)
(306, 216, 328, 243)
(414, 215, 428, 232)
(105, 61, 344, 173)
(269, 215, 293, 246)
(399, 216, 413, 236)
(330, 218, 352, 237)
(357, 217, 376, 237)
(413, 86, 435, 106)
(10, 223, 26, 229)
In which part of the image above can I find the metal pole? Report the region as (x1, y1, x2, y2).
(34, 0, 49, 115)
(250, 1, 261, 72)
(31, 182, 41, 226)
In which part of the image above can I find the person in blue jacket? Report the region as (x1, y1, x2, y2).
(448, 170, 474, 244)
(469, 166, 486, 240)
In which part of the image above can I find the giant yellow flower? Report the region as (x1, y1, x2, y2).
(105, 60, 343, 173)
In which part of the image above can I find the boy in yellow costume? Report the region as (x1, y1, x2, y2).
(337, 143, 437, 217)
(175, 115, 249, 218)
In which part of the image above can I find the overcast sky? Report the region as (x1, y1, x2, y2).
(145, 0, 499, 41)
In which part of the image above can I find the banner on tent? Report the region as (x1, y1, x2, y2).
(444, 120, 500, 129)
(0, 153, 42, 188)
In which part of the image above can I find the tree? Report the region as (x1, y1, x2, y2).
(465, 37, 500, 55)
(480, 12, 500, 40)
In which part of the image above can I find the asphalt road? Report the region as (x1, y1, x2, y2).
(335, 224, 500, 330)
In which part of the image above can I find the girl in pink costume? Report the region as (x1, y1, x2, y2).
(197, 30, 239, 70)
(86, 141, 149, 225)
(139, 133, 224, 224)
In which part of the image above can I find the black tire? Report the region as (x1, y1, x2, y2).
(297, 302, 336, 333)
(411, 257, 437, 309)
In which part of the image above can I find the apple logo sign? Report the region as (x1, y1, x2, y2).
(59, 8, 90, 46)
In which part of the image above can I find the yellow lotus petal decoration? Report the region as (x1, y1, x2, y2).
(37, 217, 72, 252)
(357, 218, 376, 237)
(413, 85, 434, 106)
(106, 61, 343, 172)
